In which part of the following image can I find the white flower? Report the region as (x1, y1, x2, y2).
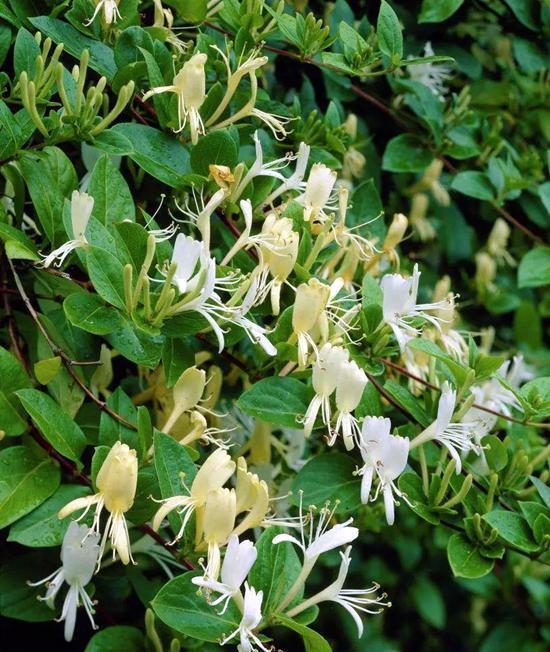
(40, 191, 94, 268)
(29, 522, 100, 642)
(85, 0, 121, 25)
(143, 53, 207, 143)
(58, 442, 138, 567)
(287, 546, 389, 638)
(302, 344, 349, 439)
(358, 417, 409, 525)
(381, 263, 452, 352)
(192, 535, 257, 613)
(296, 163, 338, 223)
(175, 187, 227, 252)
(263, 141, 311, 206)
(408, 42, 453, 99)
(411, 383, 481, 474)
(220, 583, 268, 652)
(331, 359, 368, 450)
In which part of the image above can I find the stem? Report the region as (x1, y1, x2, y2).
(275, 558, 315, 614)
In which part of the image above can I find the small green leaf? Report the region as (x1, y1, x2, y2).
(64, 292, 125, 335)
(33, 356, 62, 385)
(237, 377, 311, 428)
(482, 510, 539, 552)
(382, 134, 432, 172)
(419, 0, 464, 23)
(377, 0, 403, 61)
(451, 171, 495, 200)
(275, 613, 332, 652)
(88, 155, 135, 225)
(86, 245, 127, 310)
(190, 129, 239, 176)
(84, 626, 145, 652)
(447, 533, 494, 578)
(517, 248, 550, 289)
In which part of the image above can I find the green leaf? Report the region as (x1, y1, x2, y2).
(164, 0, 207, 23)
(0, 346, 32, 436)
(398, 472, 440, 525)
(0, 100, 23, 162)
(29, 16, 117, 78)
(451, 171, 495, 200)
(291, 453, 361, 514)
(419, 0, 464, 23)
(162, 338, 195, 388)
(107, 319, 164, 368)
(8, 484, 91, 547)
(377, 1, 403, 62)
(14, 27, 40, 78)
(33, 356, 62, 385)
(0, 446, 60, 528)
(111, 123, 191, 188)
(275, 614, 332, 652)
(237, 377, 311, 428)
(502, 0, 538, 31)
(529, 476, 550, 508)
(383, 380, 430, 426)
(84, 626, 145, 652)
(88, 155, 135, 225)
(190, 129, 239, 176)
(17, 389, 87, 463)
(411, 576, 446, 629)
(482, 510, 539, 552)
(517, 248, 550, 289)
(99, 387, 138, 449)
(64, 292, 125, 335)
(447, 533, 494, 578)
(382, 134, 432, 172)
(152, 571, 242, 642)
(86, 245, 127, 310)
(249, 527, 303, 615)
(481, 435, 508, 472)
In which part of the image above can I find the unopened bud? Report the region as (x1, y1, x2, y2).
(383, 213, 408, 250)
(292, 278, 330, 334)
(96, 442, 138, 514)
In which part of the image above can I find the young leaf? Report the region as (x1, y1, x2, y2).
(377, 1, 403, 62)
(447, 534, 494, 578)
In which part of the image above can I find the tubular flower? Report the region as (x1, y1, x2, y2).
(263, 141, 310, 206)
(381, 263, 452, 352)
(58, 442, 138, 567)
(357, 417, 410, 525)
(292, 278, 331, 367)
(85, 0, 121, 25)
(152, 448, 236, 543)
(201, 487, 237, 580)
(331, 359, 368, 450)
(408, 42, 453, 98)
(411, 383, 481, 474)
(232, 457, 270, 536)
(192, 535, 257, 614)
(143, 53, 207, 143)
(29, 522, 100, 642)
(297, 163, 338, 223)
(175, 187, 227, 252)
(301, 344, 349, 439)
(40, 190, 94, 268)
(220, 583, 269, 652)
(287, 547, 389, 637)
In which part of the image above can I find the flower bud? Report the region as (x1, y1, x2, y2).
(261, 214, 299, 281)
(475, 251, 497, 289)
(336, 360, 367, 414)
(96, 441, 138, 514)
(383, 213, 408, 251)
(173, 366, 206, 413)
(174, 53, 207, 110)
(71, 190, 94, 241)
(292, 279, 331, 334)
(303, 163, 337, 222)
(191, 449, 236, 504)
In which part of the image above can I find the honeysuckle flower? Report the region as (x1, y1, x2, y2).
(380, 212, 408, 270)
(301, 344, 349, 439)
(85, 0, 121, 25)
(143, 53, 207, 143)
(202, 487, 237, 580)
(409, 193, 435, 241)
(431, 283, 468, 360)
(175, 187, 227, 251)
(192, 535, 257, 613)
(232, 458, 270, 536)
(475, 251, 497, 293)
(296, 163, 338, 223)
(130, 534, 184, 578)
(152, 448, 236, 543)
(263, 141, 310, 206)
(381, 263, 452, 352)
(220, 583, 268, 652)
(292, 278, 332, 366)
(286, 547, 389, 637)
(411, 383, 481, 474)
(357, 417, 410, 525)
(29, 522, 100, 642)
(161, 365, 206, 434)
(58, 442, 138, 567)
(331, 359, 368, 450)
(408, 42, 453, 98)
(331, 188, 378, 263)
(487, 218, 516, 266)
(40, 190, 94, 268)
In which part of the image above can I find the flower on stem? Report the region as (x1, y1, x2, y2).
(408, 42, 453, 99)
(143, 53, 207, 143)
(381, 263, 452, 352)
(232, 457, 270, 536)
(29, 522, 100, 642)
(192, 535, 257, 614)
(411, 383, 481, 474)
(292, 278, 332, 367)
(85, 0, 121, 26)
(357, 417, 409, 525)
(175, 187, 227, 252)
(152, 448, 235, 543)
(331, 358, 368, 451)
(263, 141, 310, 207)
(286, 546, 389, 637)
(58, 442, 138, 567)
(39, 190, 94, 268)
(220, 583, 269, 652)
(301, 343, 349, 439)
(296, 163, 338, 223)
(201, 487, 237, 580)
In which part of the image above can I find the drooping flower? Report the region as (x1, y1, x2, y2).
(220, 583, 269, 652)
(192, 535, 257, 614)
(29, 522, 100, 642)
(292, 278, 332, 367)
(381, 263, 452, 352)
(85, 0, 121, 25)
(40, 190, 94, 268)
(143, 53, 207, 143)
(201, 487, 237, 580)
(286, 546, 389, 637)
(296, 163, 338, 223)
(58, 442, 138, 567)
(357, 417, 409, 525)
(301, 344, 349, 439)
(408, 42, 453, 99)
(152, 448, 236, 543)
(263, 141, 310, 206)
(331, 359, 368, 450)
